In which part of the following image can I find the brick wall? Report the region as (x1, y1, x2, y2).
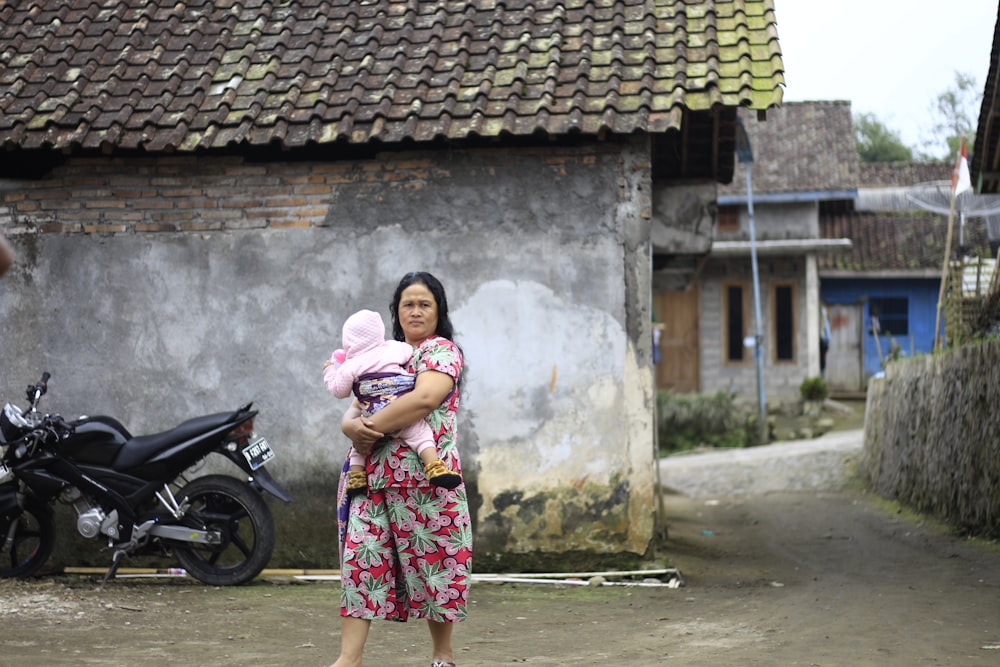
(2, 145, 623, 236)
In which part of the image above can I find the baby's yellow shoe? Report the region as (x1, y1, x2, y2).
(424, 459, 462, 489)
(345, 470, 368, 497)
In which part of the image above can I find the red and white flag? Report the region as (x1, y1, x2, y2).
(951, 138, 972, 196)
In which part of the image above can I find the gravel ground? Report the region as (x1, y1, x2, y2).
(3, 426, 1000, 666)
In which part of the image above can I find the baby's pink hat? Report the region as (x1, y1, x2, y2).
(342, 309, 386, 358)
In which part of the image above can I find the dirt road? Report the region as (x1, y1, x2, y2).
(2, 430, 999, 666)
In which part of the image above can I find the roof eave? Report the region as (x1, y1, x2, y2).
(710, 238, 853, 257)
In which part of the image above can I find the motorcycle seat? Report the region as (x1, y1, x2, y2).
(114, 410, 243, 471)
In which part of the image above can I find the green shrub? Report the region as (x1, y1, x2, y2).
(799, 376, 829, 402)
(656, 390, 756, 454)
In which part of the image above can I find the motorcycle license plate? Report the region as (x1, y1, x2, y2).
(241, 437, 275, 470)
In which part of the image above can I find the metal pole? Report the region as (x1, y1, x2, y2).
(745, 164, 767, 444)
(735, 117, 766, 444)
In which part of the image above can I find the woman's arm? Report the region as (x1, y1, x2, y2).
(341, 370, 454, 454)
(367, 369, 454, 434)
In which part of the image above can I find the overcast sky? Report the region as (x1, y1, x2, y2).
(774, 0, 998, 156)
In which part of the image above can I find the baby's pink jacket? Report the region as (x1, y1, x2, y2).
(324, 309, 414, 399)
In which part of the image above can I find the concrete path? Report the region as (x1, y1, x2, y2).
(658, 428, 864, 497)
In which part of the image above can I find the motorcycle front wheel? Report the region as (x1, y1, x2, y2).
(0, 494, 55, 579)
(171, 475, 275, 586)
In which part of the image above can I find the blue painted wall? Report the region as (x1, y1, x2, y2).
(821, 277, 942, 378)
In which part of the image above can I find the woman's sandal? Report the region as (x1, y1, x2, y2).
(431, 662, 456, 667)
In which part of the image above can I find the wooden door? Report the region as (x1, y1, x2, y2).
(653, 288, 699, 392)
(825, 303, 864, 392)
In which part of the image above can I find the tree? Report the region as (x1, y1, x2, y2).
(854, 112, 914, 163)
(921, 71, 980, 160)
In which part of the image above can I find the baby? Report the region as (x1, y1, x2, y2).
(324, 309, 461, 497)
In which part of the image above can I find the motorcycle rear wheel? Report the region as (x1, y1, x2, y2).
(0, 495, 55, 579)
(172, 475, 275, 586)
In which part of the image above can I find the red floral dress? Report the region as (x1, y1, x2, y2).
(336, 335, 472, 622)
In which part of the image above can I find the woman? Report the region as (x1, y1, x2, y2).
(328, 272, 471, 667)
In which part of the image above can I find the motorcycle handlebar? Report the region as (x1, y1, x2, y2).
(27, 371, 51, 404)
(45, 413, 72, 438)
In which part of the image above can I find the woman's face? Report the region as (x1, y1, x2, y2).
(398, 282, 439, 345)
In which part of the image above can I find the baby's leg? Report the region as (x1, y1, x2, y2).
(415, 441, 439, 466)
(398, 425, 462, 489)
(345, 447, 368, 496)
(406, 437, 462, 489)
(349, 446, 366, 471)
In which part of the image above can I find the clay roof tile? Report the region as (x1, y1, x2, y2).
(0, 0, 783, 152)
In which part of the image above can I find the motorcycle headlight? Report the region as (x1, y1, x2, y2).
(1, 403, 30, 443)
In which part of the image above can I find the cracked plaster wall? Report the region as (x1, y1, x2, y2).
(0, 138, 656, 561)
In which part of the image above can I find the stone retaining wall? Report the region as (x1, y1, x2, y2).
(862, 339, 1000, 538)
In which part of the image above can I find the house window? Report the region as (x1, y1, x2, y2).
(717, 205, 740, 233)
(724, 283, 747, 362)
(772, 283, 796, 362)
(869, 297, 908, 336)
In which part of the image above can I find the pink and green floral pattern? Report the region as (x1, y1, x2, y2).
(337, 336, 472, 622)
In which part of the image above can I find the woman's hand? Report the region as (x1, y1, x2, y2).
(342, 415, 384, 455)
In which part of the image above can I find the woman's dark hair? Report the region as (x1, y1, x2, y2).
(390, 271, 456, 342)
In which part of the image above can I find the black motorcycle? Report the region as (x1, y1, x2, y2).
(0, 372, 291, 586)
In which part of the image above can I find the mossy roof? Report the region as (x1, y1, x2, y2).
(0, 0, 784, 152)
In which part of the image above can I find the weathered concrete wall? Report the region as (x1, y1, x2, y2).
(0, 139, 657, 567)
(697, 256, 817, 401)
(863, 340, 1000, 538)
(649, 181, 715, 255)
(716, 201, 819, 242)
